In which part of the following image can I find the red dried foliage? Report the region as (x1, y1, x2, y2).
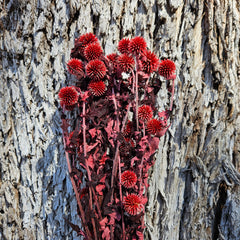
(59, 33, 176, 240)
(158, 59, 176, 78)
(88, 81, 106, 96)
(67, 58, 84, 76)
(140, 50, 160, 74)
(84, 42, 103, 61)
(146, 119, 163, 135)
(138, 105, 153, 122)
(121, 170, 137, 188)
(128, 36, 147, 55)
(118, 38, 130, 54)
(58, 86, 78, 106)
(86, 59, 107, 80)
(123, 194, 144, 215)
(118, 54, 135, 72)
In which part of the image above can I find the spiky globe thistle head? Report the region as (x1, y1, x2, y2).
(124, 120, 133, 136)
(147, 119, 163, 135)
(118, 38, 130, 54)
(129, 36, 147, 55)
(118, 54, 135, 72)
(58, 86, 79, 106)
(123, 194, 144, 215)
(75, 33, 99, 56)
(158, 59, 176, 78)
(86, 59, 107, 80)
(106, 53, 119, 69)
(141, 50, 160, 74)
(84, 42, 103, 61)
(119, 137, 135, 154)
(67, 58, 84, 76)
(121, 170, 137, 188)
(88, 80, 106, 96)
(138, 105, 153, 121)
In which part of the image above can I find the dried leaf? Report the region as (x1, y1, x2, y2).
(86, 155, 95, 169)
(99, 217, 108, 231)
(96, 184, 105, 195)
(136, 231, 144, 240)
(86, 141, 99, 153)
(99, 152, 109, 166)
(102, 226, 111, 240)
(99, 174, 107, 183)
(108, 210, 121, 225)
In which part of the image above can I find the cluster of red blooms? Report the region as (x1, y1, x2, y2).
(59, 33, 176, 240)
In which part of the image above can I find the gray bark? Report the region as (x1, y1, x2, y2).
(0, 0, 239, 240)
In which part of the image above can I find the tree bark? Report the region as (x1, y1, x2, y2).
(0, 0, 239, 239)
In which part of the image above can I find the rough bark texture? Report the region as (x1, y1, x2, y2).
(0, 0, 239, 239)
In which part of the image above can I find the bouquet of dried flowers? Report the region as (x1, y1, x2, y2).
(59, 33, 176, 240)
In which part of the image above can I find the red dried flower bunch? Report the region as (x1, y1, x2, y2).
(59, 33, 176, 240)
(158, 59, 176, 78)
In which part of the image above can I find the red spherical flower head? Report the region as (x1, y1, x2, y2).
(88, 80, 106, 96)
(118, 38, 130, 54)
(123, 194, 144, 215)
(129, 36, 147, 55)
(58, 86, 79, 106)
(158, 59, 176, 78)
(118, 54, 135, 72)
(75, 33, 98, 55)
(138, 105, 153, 121)
(141, 50, 160, 74)
(86, 59, 107, 80)
(106, 53, 119, 69)
(67, 58, 84, 76)
(121, 170, 137, 188)
(147, 119, 163, 135)
(124, 120, 133, 136)
(107, 53, 118, 62)
(84, 42, 103, 61)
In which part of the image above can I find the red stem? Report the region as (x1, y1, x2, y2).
(82, 102, 98, 240)
(118, 155, 125, 240)
(62, 129, 92, 240)
(110, 103, 132, 195)
(131, 69, 135, 94)
(135, 56, 139, 131)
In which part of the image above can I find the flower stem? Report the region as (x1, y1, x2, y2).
(135, 56, 139, 131)
(82, 101, 98, 240)
(110, 87, 120, 196)
(61, 127, 92, 240)
(118, 155, 125, 240)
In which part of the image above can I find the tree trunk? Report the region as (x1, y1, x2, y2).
(0, 0, 239, 239)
